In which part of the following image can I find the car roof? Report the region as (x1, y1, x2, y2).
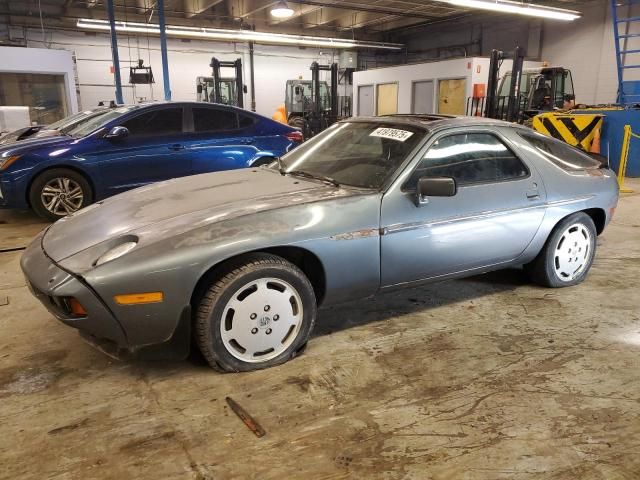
(345, 114, 528, 133)
(109, 101, 256, 115)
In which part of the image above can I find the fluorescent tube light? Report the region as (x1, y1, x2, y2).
(439, 0, 581, 21)
(76, 18, 404, 50)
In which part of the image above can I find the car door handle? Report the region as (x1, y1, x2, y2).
(526, 190, 540, 200)
(242, 139, 254, 145)
(169, 144, 185, 151)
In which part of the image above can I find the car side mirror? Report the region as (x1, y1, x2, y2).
(105, 126, 129, 139)
(417, 176, 457, 205)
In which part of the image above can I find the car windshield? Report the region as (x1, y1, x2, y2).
(277, 121, 426, 189)
(65, 106, 139, 138)
(46, 109, 102, 131)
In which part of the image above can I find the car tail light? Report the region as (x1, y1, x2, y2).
(285, 131, 304, 143)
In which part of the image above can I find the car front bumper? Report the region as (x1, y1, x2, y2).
(0, 171, 30, 209)
(20, 232, 129, 347)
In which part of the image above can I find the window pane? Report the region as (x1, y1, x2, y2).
(408, 133, 528, 188)
(193, 108, 237, 132)
(122, 108, 183, 136)
(519, 131, 600, 170)
(0, 72, 69, 125)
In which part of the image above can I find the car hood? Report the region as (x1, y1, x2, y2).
(0, 134, 72, 156)
(43, 168, 356, 262)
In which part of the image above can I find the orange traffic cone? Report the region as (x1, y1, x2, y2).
(590, 126, 601, 154)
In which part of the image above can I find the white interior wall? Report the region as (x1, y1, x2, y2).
(352, 57, 541, 116)
(8, 26, 339, 118)
(541, 0, 619, 105)
(0, 45, 79, 114)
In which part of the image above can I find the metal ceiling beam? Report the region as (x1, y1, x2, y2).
(183, 0, 224, 18)
(237, 0, 280, 18)
(286, 0, 435, 19)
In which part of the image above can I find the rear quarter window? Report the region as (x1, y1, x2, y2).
(519, 131, 601, 171)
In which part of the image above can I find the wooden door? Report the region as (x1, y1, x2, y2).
(438, 78, 466, 115)
(376, 83, 398, 115)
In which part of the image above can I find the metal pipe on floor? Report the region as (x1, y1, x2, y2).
(157, 0, 172, 101)
(105, 0, 124, 104)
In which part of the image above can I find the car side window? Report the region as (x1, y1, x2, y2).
(193, 107, 238, 132)
(405, 132, 529, 189)
(518, 131, 601, 171)
(238, 114, 256, 128)
(121, 107, 183, 136)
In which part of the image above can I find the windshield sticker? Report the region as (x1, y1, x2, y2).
(369, 128, 414, 142)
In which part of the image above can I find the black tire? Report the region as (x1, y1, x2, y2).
(29, 168, 93, 221)
(195, 253, 317, 372)
(526, 212, 597, 288)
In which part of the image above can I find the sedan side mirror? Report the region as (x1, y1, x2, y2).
(417, 176, 457, 205)
(105, 126, 129, 139)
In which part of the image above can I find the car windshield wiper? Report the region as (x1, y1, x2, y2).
(286, 170, 340, 188)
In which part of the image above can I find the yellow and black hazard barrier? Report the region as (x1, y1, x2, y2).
(618, 125, 637, 194)
(532, 112, 604, 152)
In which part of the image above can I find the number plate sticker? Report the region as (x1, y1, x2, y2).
(369, 127, 414, 142)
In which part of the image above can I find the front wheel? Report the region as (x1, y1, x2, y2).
(526, 212, 597, 287)
(29, 168, 93, 221)
(195, 253, 317, 372)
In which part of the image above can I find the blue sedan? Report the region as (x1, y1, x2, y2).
(0, 102, 302, 220)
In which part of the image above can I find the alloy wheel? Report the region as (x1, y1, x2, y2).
(220, 277, 304, 362)
(40, 177, 84, 216)
(554, 223, 592, 282)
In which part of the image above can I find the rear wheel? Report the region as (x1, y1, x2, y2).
(526, 212, 597, 287)
(29, 168, 93, 221)
(195, 253, 317, 372)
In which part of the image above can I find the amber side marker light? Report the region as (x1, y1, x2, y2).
(114, 292, 164, 305)
(68, 298, 88, 316)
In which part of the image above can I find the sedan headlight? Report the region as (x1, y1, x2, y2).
(95, 241, 137, 266)
(0, 155, 21, 171)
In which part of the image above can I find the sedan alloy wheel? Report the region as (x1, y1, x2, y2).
(41, 177, 84, 216)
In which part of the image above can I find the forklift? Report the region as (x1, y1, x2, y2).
(476, 47, 576, 123)
(281, 62, 339, 138)
(196, 57, 247, 107)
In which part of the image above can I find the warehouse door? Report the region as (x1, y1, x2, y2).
(438, 78, 466, 115)
(358, 85, 374, 116)
(412, 80, 434, 114)
(376, 83, 398, 115)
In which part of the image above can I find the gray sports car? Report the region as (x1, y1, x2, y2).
(21, 115, 619, 372)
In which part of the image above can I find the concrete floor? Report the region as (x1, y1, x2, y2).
(1, 181, 639, 480)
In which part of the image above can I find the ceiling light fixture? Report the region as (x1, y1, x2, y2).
(438, 0, 581, 21)
(270, 1, 295, 18)
(76, 18, 404, 50)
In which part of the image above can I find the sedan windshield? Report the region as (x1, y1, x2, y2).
(65, 106, 139, 138)
(46, 109, 103, 131)
(278, 121, 425, 189)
